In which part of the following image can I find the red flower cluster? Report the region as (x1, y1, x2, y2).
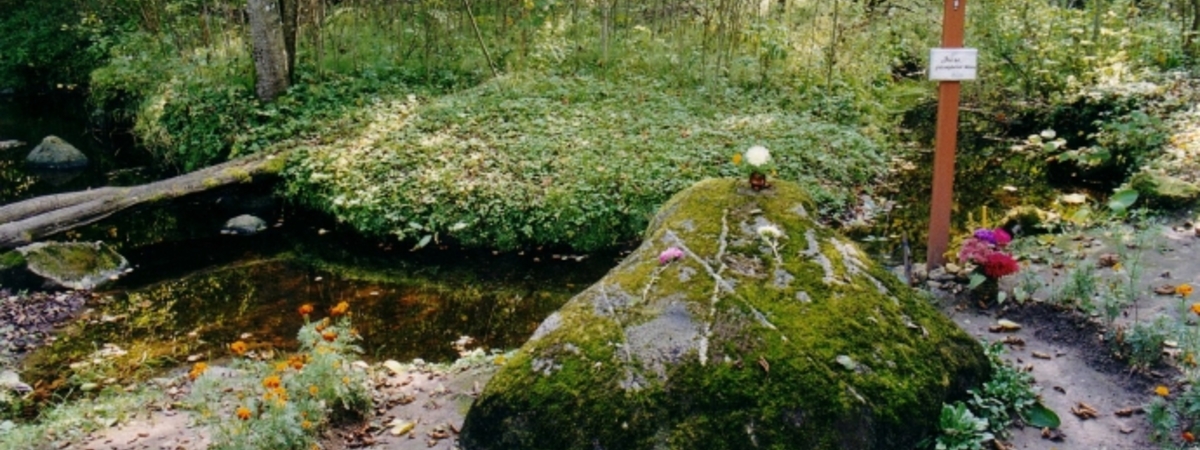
(981, 253, 1019, 278)
(959, 227, 1019, 280)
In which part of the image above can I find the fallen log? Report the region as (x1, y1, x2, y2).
(0, 151, 287, 250)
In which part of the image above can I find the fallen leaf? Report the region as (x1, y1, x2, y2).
(1097, 253, 1120, 268)
(1071, 402, 1099, 420)
(1041, 427, 1065, 441)
(1032, 351, 1052, 360)
(997, 319, 1022, 331)
(1114, 407, 1141, 417)
(1155, 284, 1177, 295)
(1002, 335, 1025, 347)
(1119, 426, 1134, 434)
(1054, 386, 1067, 394)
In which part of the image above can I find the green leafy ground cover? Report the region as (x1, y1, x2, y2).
(283, 73, 885, 251)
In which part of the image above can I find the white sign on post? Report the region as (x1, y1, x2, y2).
(929, 48, 978, 81)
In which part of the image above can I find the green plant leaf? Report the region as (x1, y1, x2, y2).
(1107, 188, 1139, 213)
(968, 272, 986, 290)
(1024, 402, 1061, 429)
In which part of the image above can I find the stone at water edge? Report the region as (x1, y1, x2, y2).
(460, 178, 990, 450)
(222, 214, 267, 236)
(15, 241, 128, 290)
(25, 135, 88, 170)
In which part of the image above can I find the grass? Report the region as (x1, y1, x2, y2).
(0, 386, 165, 450)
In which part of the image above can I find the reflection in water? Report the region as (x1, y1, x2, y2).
(19, 241, 617, 390)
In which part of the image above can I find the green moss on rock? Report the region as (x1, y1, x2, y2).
(16, 241, 129, 290)
(1129, 171, 1200, 207)
(0, 251, 25, 270)
(460, 179, 989, 450)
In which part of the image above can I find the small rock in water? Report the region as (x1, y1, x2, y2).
(222, 214, 267, 236)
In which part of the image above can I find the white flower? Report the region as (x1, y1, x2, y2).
(745, 145, 771, 167)
(1040, 129, 1057, 139)
(756, 225, 782, 239)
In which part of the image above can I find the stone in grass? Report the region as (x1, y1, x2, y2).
(15, 241, 128, 290)
(1128, 171, 1200, 207)
(460, 178, 990, 450)
(222, 214, 267, 236)
(25, 135, 88, 170)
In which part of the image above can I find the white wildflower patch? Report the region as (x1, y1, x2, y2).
(745, 145, 771, 167)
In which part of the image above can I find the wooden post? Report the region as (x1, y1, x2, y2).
(926, 0, 967, 268)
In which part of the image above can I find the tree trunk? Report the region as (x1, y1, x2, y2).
(280, 0, 299, 82)
(0, 152, 285, 250)
(248, 0, 290, 102)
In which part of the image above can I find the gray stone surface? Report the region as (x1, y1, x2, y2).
(221, 214, 268, 235)
(25, 136, 87, 169)
(15, 241, 128, 290)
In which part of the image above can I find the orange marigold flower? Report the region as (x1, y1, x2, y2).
(188, 362, 208, 380)
(322, 330, 338, 342)
(1155, 385, 1170, 397)
(289, 355, 306, 370)
(298, 304, 314, 316)
(1185, 431, 1196, 443)
(230, 341, 248, 356)
(330, 301, 350, 317)
(1179, 284, 1194, 298)
(263, 375, 282, 389)
(1192, 303, 1200, 316)
(236, 406, 252, 420)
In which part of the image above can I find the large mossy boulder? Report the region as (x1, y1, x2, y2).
(25, 135, 88, 170)
(460, 179, 989, 450)
(14, 241, 128, 290)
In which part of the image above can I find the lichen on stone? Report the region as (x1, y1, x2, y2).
(461, 179, 989, 450)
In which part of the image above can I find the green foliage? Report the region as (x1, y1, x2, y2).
(0, 1, 109, 91)
(284, 74, 886, 251)
(935, 402, 993, 450)
(932, 342, 1046, 448)
(0, 387, 164, 450)
(1054, 263, 1099, 309)
(187, 306, 371, 450)
(972, 342, 1040, 437)
(1113, 316, 1170, 369)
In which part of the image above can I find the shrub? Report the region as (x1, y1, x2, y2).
(187, 302, 371, 450)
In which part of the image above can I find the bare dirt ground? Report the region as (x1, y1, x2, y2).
(68, 215, 1200, 450)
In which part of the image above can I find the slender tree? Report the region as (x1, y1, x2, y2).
(247, 0, 290, 101)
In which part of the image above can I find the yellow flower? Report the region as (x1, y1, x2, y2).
(188, 362, 208, 380)
(731, 153, 743, 165)
(236, 406, 252, 420)
(230, 341, 248, 356)
(309, 385, 319, 396)
(301, 420, 312, 429)
(1179, 284, 1194, 298)
(330, 301, 350, 317)
(1156, 385, 1170, 397)
(1191, 303, 1200, 316)
(275, 362, 289, 373)
(263, 375, 282, 389)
